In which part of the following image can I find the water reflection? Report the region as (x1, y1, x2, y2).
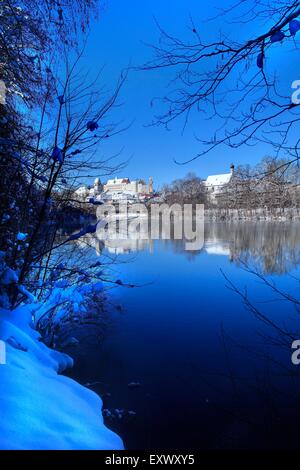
(64, 220, 300, 449)
(77, 221, 300, 275)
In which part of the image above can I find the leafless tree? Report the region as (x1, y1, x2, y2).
(0, 0, 100, 109)
(143, 1, 300, 170)
(218, 156, 300, 208)
(0, 0, 130, 309)
(163, 172, 207, 204)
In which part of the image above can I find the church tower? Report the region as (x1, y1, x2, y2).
(148, 176, 153, 194)
(94, 178, 103, 195)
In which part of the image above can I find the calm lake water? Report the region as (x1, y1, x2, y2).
(64, 221, 300, 449)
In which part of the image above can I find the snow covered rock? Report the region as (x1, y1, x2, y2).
(0, 305, 124, 450)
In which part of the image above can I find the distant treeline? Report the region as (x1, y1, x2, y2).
(162, 157, 300, 209)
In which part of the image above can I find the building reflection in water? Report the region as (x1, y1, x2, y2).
(75, 220, 300, 275)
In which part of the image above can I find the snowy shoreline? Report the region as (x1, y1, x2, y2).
(0, 304, 123, 450)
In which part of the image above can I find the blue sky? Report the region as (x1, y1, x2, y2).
(74, 0, 297, 189)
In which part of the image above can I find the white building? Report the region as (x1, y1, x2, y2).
(103, 177, 153, 200)
(74, 176, 153, 203)
(74, 186, 90, 200)
(74, 177, 103, 201)
(204, 164, 234, 199)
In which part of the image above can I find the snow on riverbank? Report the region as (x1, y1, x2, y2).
(0, 304, 124, 450)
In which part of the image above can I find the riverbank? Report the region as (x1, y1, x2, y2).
(205, 207, 300, 220)
(0, 302, 123, 450)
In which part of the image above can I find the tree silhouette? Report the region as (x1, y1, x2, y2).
(144, 1, 300, 169)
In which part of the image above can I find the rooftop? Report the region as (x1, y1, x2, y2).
(205, 173, 232, 187)
(106, 178, 130, 185)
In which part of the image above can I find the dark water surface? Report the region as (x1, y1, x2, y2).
(65, 221, 300, 449)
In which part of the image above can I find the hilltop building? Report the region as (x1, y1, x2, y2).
(74, 176, 153, 203)
(74, 177, 103, 201)
(103, 177, 153, 197)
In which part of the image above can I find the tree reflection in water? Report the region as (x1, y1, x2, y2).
(83, 220, 300, 275)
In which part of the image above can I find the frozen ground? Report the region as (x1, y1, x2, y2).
(0, 303, 123, 450)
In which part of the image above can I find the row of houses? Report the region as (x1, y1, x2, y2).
(74, 176, 154, 203)
(74, 165, 235, 204)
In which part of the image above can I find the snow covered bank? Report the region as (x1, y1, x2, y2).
(0, 304, 124, 450)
